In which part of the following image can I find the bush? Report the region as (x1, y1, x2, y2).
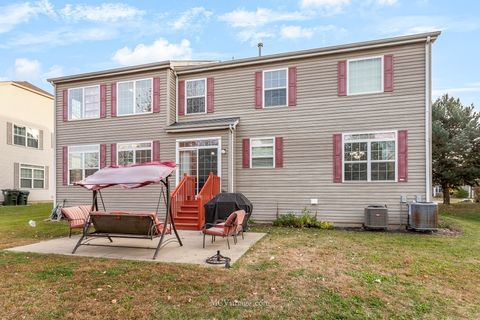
(273, 208, 333, 229)
(454, 187, 470, 199)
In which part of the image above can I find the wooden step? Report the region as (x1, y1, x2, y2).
(175, 222, 201, 231)
(174, 216, 199, 224)
(176, 212, 199, 219)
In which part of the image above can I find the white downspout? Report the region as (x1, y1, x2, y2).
(228, 124, 234, 192)
(425, 36, 432, 202)
(52, 83, 57, 209)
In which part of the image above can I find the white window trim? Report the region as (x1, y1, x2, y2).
(116, 78, 153, 117)
(67, 144, 100, 186)
(263, 68, 288, 108)
(185, 78, 207, 115)
(12, 124, 39, 149)
(175, 137, 222, 187)
(116, 140, 153, 166)
(19, 163, 45, 189)
(342, 130, 397, 183)
(250, 137, 276, 169)
(67, 85, 101, 121)
(346, 56, 384, 96)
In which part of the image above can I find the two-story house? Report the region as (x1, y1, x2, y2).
(48, 31, 440, 229)
(0, 81, 54, 203)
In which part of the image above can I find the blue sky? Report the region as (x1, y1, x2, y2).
(0, 0, 478, 108)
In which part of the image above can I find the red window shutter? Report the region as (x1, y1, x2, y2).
(384, 54, 394, 92)
(153, 140, 160, 162)
(275, 137, 283, 168)
(62, 146, 68, 185)
(288, 67, 297, 107)
(111, 82, 117, 117)
(338, 61, 347, 96)
(333, 134, 342, 183)
(110, 143, 117, 166)
(100, 84, 106, 118)
(207, 77, 214, 113)
(178, 80, 185, 116)
(153, 77, 160, 113)
(255, 71, 262, 109)
(242, 138, 250, 168)
(100, 144, 106, 168)
(398, 130, 408, 182)
(62, 89, 68, 121)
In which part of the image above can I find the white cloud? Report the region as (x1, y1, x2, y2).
(378, 16, 478, 35)
(43, 65, 64, 78)
(171, 7, 213, 30)
(112, 39, 193, 66)
(0, 0, 55, 33)
(280, 24, 345, 39)
(433, 83, 480, 97)
(237, 30, 276, 45)
(299, 0, 351, 15)
(60, 3, 144, 22)
(9, 27, 115, 47)
(376, 0, 398, 5)
(219, 8, 308, 28)
(14, 58, 42, 79)
(280, 25, 315, 39)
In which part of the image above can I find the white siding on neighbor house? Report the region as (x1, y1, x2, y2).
(54, 40, 430, 228)
(0, 84, 54, 202)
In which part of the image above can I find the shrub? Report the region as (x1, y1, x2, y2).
(454, 187, 470, 199)
(273, 208, 333, 229)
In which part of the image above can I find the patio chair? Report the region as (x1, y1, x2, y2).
(202, 211, 238, 249)
(61, 205, 91, 237)
(214, 210, 246, 242)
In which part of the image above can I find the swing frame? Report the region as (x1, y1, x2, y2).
(71, 163, 183, 259)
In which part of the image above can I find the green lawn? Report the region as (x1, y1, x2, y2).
(0, 203, 479, 319)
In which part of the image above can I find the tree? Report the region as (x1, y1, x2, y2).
(432, 94, 480, 204)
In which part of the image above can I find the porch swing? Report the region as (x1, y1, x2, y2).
(71, 161, 183, 259)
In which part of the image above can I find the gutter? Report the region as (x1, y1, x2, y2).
(425, 36, 432, 201)
(52, 83, 57, 209)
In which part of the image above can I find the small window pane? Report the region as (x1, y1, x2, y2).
(69, 169, 82, 184)
(84, 169, 98, 178)
(118, 150, 134, 166)
(21, 179, 32, 188)
(21, 168, 32, 179)
(118, 82, 134, 115)
(344, 142, 368, 161)
(69, 153, 83, 170)
(33, 169, 44, 179)
(344, 163, 368, 181)
(265, 89, 287, 107)
(135, 149, 152, 163)
(69, 88, 83, 120)
(348, 57, 382, 94)
(84, 86, 100, 118)
(187, 97, 206, 114)
(252, 158, 274, 168)
(371, 162, 395, 181)
(252, 146, 273, 157)
(186, 80, 205, 97)
(135, 79, 152, 113)
(33, 180, 44, 188)
(84, 152, 99, 169)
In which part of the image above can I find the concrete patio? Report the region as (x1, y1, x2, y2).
(7, 230, 266, 266)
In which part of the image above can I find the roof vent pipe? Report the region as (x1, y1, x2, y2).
(257, 42, 263, 57)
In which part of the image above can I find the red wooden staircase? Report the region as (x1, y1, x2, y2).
(171, 173, 221, 230)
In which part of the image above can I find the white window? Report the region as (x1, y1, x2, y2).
(264, 69, 287, 107)
(117, 79, 152, 116)
(68, 86, 100, 120)
(185, 79, 206, 114)
(343, 132, 396, 182)
(117, 141, 152, 166)
(13, 124, 39, 148)
(20, 164, 45, 189)
(68, 145, 99, 185)
(251, 138, 275, 168)
(347, 57, 383, 95)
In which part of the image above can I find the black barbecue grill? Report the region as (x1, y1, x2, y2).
(204, 193, 253, 230)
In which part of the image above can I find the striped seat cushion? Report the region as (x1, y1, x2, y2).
(61, 206, 91, 228)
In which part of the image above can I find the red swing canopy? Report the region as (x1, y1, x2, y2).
(74, 161, 176, 191)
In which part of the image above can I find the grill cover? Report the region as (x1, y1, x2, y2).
(204, 193, 253, 230)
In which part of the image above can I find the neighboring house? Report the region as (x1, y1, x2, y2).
(0, 81, 54, 203)
(48, 31, 440, 228)
(433, 185, 475, 198)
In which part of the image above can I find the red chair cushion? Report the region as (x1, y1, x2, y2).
(61, 206, 91, 228)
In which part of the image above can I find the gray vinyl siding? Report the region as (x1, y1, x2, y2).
(177, 42, 427, 226)
(55, 41, 428, 227)
(167, 68, 176, 126)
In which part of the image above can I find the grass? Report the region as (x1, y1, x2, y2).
(0, 203, 480, 319)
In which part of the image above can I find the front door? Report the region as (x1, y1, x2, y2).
(177, 138, 220, 193)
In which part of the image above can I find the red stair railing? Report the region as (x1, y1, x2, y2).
(171, 173, 196, 220)
(196, 172, 221, 229)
